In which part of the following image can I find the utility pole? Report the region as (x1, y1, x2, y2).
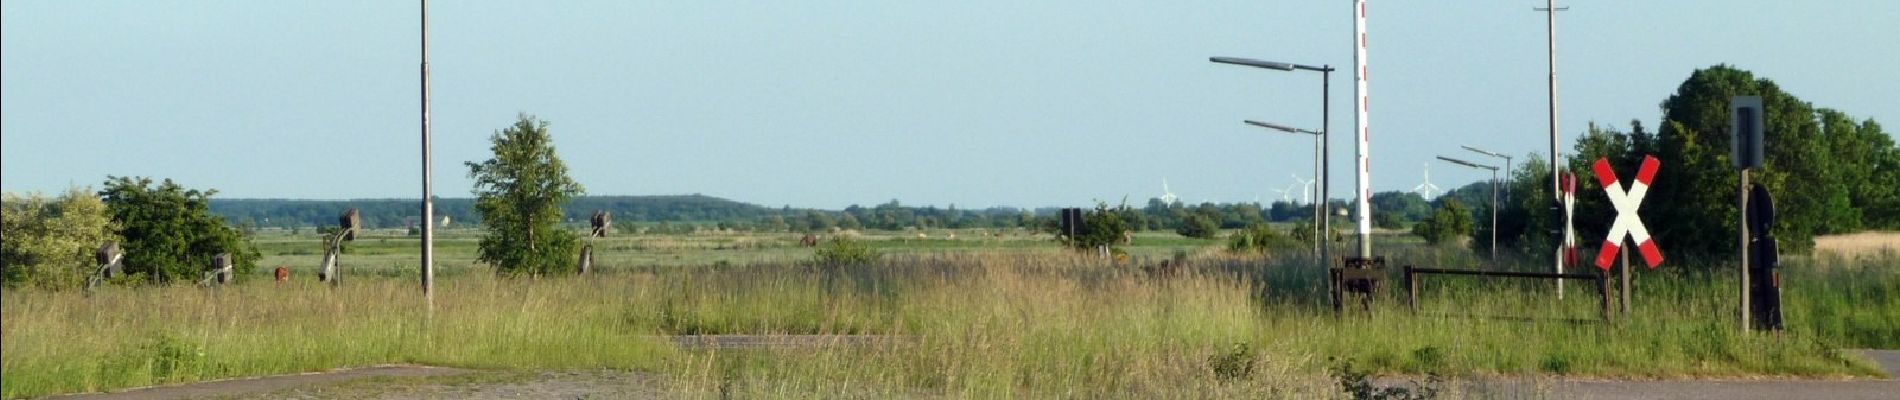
(1536, 0, 1568, 298)
(420, 0, 435, 309)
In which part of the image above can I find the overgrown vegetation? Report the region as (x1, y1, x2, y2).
(6, 237, 1894, 398)
(1, 188, 120, 289)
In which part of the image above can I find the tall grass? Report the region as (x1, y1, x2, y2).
(4, 248, 1896, 398)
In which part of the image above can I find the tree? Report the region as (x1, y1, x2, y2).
(1411, 198, 1474, 246)
(466, 114, 586, 276)
(97, 177, 259, 283)
(2, 188, 122, 289)
(1651, 65, 1848, 256)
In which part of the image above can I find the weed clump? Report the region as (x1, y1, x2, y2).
(1330, 357, 1443, 400)
(1208, 342, 1257, 382)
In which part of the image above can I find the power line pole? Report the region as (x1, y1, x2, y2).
(1536, 0, 1568, 298)
(420, 0, 436, 309)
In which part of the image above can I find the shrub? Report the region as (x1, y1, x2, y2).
(812, 236, 879, 266)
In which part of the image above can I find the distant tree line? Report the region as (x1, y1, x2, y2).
(210, 194, 1445, 237)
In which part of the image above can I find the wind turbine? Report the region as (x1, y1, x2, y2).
(1413, 163, 1442, 199)
(1291, 174, 1316, 205)
(1160, 179, 1180, 205)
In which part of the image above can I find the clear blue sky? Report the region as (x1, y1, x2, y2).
(5, 1, 1895, 209)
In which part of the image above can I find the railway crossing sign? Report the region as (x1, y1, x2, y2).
(1594, 155, 1664, 270)
(1559, 172, 1580, 267)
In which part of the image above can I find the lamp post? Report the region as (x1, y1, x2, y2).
(1437, 155, 1500, 262)
(1244, 120, 1322, 258)
(419, 0, 435, 308)
(1210, 56, 1333, 265)
(1461, 145, 1513, 202)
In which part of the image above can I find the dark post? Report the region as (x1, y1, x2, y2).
(1405, 265, 1418, 314)
(1597, 268, 1612, 322)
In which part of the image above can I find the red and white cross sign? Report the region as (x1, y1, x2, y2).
(1593, 155, 1664, 270)
(1559, 172, 1580, 267)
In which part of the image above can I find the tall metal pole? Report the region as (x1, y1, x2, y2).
(1312, 131, 1322, 258)
(1321, 67, 1331, 266)
(1537, 0, 1568, 298)
(1352, 0, 1371, 258)
(420, 0, 436, 308)
(1489, 168, 1499, 261)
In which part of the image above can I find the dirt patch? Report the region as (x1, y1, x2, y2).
(667, 334, 900, 350)
(1814, 232, 1900, 259)
(223, 369, 672, 400)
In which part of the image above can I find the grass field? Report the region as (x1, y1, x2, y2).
(4, 229, 1897, 398)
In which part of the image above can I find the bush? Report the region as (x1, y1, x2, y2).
(1228, 224, 1297, 254)
(812, 236, 879, 266)
(1176, 214, 1221, 239)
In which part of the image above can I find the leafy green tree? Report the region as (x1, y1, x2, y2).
(1411, 198, 1474, 246)
(97, 177, 259, 283)
(466, 114, 586, 276)
(1652, 65, 1845, 256)
(2, 188, 122, 289)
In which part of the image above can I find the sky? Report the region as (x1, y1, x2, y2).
(4, 1, 1896, 210)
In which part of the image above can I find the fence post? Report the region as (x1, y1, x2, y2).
(1405, 265, 1418, 314)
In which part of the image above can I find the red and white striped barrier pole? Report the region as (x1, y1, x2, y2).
(1352, 0, 1372, 258)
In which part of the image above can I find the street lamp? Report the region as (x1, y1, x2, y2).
(1462, 145, 1514, 203)
(1437, 155, 1501, 262)
(1211, 56, 1334, 264)
(1243, 120, 1322, 258)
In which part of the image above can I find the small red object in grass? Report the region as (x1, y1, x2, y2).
(275, 266, 290, 282)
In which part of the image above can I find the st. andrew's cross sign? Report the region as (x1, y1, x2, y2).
(1593, 155, 1665, 270)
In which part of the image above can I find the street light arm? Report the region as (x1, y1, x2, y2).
(1211, 57, 1296, 71)
(1437, 155, 1499, 171)
(1244, 120, 1319, 135)
(1461, 145, 1511, 159)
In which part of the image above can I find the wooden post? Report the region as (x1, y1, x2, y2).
(1405, 266, 1418, 314)
(1620, 240, 1631, 315)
